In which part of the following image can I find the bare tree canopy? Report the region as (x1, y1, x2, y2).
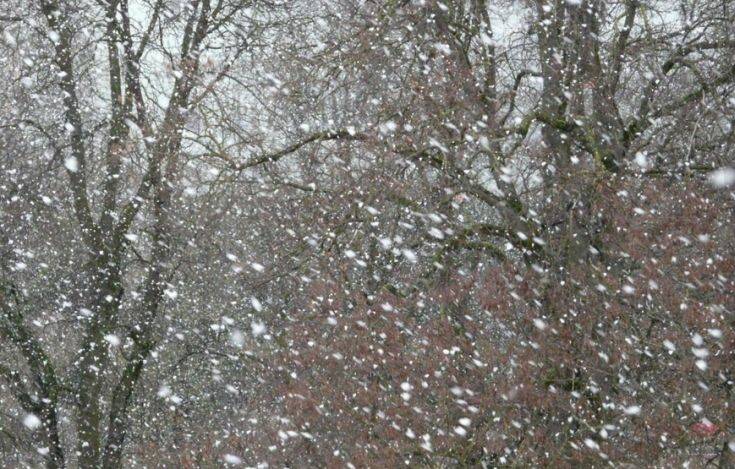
(1, 0, 733, 467)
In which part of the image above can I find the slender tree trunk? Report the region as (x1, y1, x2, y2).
(41, 401, 66, 469)
(76, 261, 123, 468)
(76, 330, 104, 468)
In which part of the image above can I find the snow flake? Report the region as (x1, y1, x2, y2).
(379, 120, 397, 134)
(634, 152, 648, 168)
(584, 438, 600, 450)
(420, 434, 433, 452)
(3, 31, 16, 47)
(103, 334, 121, 347)
(23, 413, 42, 430)
(692, 333, 704, 346)
(707, 167, 735, 188)
(401, 249, 417, 263)
(378, 237, 392, 249)
(47, 30, 60, 43)
(64, 157, 79, 172)
(691, 347, 709, 358)
(428, 227, 444, 239)
(229, 329, 245, 347)
(251, 321, 266, 337)
(223, 454, 242, 465)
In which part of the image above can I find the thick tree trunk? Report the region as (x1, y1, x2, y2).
(76, 262, 124, 468)
(76, 336, 104, 468)
(101, 355, 147, 468)
(41, 403, 66, 469)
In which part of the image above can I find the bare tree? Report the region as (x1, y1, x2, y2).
(1, 0, 733, 467)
